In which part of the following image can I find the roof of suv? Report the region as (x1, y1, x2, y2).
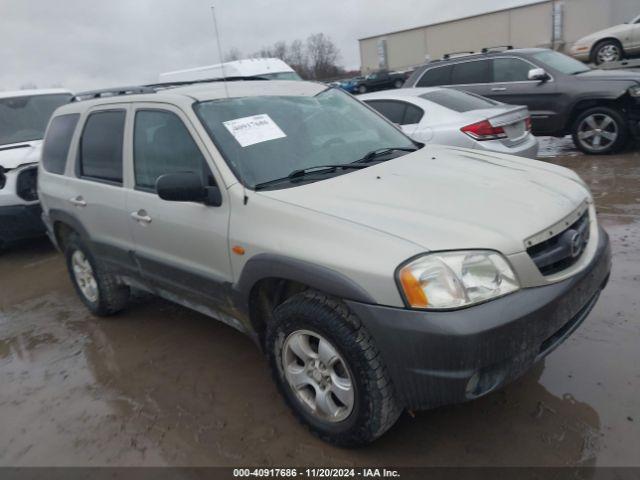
(429, 47, 547, 64)
(55, 80, 326, 115)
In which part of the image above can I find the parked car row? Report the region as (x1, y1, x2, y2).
(32, 77, 610, 447)
(403, 46, 640, 154)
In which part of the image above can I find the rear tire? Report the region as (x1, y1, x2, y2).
(65, 233, 130, 316)
(266, 291, 401, 447)
(394, 79, 404, 88)
(571, 106, 628, 155)
(591, 40, 623, 65)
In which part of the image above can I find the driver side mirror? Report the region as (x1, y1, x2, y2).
(156, 172, 222, 207)
(528, 68, 550, 82)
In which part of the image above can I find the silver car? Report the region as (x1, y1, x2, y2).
(570, 13, 640, 64)
(360, 87, 538, 159)
(39, 80, 610, 446)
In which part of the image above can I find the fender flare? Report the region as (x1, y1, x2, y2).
(232, 253, 376, 312)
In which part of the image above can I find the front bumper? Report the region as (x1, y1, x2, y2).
(346, 226, 611, 410)
(0, 204, 46, 247)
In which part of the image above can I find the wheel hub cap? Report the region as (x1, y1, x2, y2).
(71, 250, 98, 303)
(577, 113, 618, 152)
(282, 330, 354, 423)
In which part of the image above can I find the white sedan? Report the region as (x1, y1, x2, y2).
(360, 87, 539, 159)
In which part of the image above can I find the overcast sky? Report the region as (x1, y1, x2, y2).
(0, 0, 537, 92)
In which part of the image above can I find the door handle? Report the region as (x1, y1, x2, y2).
(491, 87, 507, 91)
(69, 196, 87, 207)
(131, 210, 152, 224)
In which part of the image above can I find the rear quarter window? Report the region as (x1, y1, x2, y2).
(42, 114, 80, 174)
(420, 89, 499, 113)
(416, 65, 452, 87)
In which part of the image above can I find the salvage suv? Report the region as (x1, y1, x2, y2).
(39, 80, 611, 446)
(1, 89, 72, 249)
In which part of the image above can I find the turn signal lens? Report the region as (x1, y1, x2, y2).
(399, 268, 429, 308)
(461, 120, 507, 141)
(525, 117, 532, 131)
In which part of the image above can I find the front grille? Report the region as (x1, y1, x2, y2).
(527, 211, 590, 276)
(16, 166, 38, 202)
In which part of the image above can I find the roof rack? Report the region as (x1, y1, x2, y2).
(441, 51, 476, 60)
(70, 75, 269, 102)
(481, 45, 514, 54)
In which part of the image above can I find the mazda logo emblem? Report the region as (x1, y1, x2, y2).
(570, 231, 584, 258)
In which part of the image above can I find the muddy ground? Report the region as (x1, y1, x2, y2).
(1, 147, 639, 467)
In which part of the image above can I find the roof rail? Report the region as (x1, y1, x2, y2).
(481, 45, 514, 54)
(71, 86, 155, 102)
(70, 76, 270, 102)
(441, 51, 476, 60)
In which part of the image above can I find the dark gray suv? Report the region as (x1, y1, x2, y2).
(404, 47, 640, 154)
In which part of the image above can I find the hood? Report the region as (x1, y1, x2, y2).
(574, 69, 640, 84)
(259, 146, 590, 255)
(0, 140, 42, 170)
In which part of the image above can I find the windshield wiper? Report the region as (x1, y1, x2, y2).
(253, 163, 369, 190)
(356, 146, 418, 164)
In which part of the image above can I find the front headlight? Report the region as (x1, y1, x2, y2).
(628, 86, 640, 97)
(397, 251, 520, 310)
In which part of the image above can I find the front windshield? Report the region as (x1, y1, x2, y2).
(260, 71, 302, 81)
(532, 51, 590, 75)
(194, 88, 415, 188)
(0, 93, 71, 146)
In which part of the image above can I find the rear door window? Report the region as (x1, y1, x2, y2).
(133, 109, 213, 191)
(450, 60, 490, 85)
(78, 110, 126, 184)
(365, 100, 407, 125)
(416, 65, 452, 87)
(42, 114, 80, 174)
(492, 58, 533, 82)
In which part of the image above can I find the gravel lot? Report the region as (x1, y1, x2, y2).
(1, 146, 639, 467)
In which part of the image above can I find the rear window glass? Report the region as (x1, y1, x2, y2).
(416, 65, 452, 87)
(42, 114, 80, 175)
(450, 60, 490, 85)
(420, 89, 499, 113)
(79, 110, 125, 184)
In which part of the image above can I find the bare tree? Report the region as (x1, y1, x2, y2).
(224, 47, 243, 62)
(306, 33, 340, 80)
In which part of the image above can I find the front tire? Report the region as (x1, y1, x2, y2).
(266, 291, 401, 447)
(358, 85, 367, 94)
(394, 79, 404, 88)
(65, 234, 130, 316)
(592, 40, 623, 65)
(571, 107, 628, 155)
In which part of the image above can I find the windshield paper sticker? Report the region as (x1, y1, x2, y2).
(223, 114, 286, 147)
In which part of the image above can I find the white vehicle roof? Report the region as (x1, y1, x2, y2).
(0, 88, 71, 100)
(159, 58, 296, 83)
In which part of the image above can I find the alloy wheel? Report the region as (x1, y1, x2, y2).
(597, 44, 621, 64)
(282, 329, 354, 423)
(576, 113, 618, 152)
(71, 250, 99, 302)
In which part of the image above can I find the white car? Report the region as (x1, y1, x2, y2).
(159, 58, 301, 83)
(570, 13, 640, 65)
(0, 88, 72, 249)
(360, 88, 539, 159)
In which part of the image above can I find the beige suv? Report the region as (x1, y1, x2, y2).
(39, 79, 611, 446)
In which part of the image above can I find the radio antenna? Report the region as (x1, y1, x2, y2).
(210, 6, 229, 98)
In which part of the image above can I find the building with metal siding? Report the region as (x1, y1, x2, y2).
(358, 0, 639, 73)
